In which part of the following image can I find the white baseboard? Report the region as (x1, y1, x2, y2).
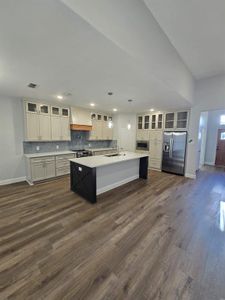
(185, 173, 196, 179)
(97, 174, 139, 195)
(204, 162, 215, 166)
(0, 176, 26, 186)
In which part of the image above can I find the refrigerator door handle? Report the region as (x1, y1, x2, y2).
(169, 138, 173, 158)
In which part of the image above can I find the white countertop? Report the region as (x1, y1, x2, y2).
(24, 151, 75, 158)
(87, 147, 117, 152)
(70, 151, 148, 168)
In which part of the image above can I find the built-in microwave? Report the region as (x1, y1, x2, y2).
(136, 140, 149, 151)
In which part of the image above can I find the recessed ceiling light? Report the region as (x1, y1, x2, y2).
(108, 92, 113, 96)
(113, 108, 117, 112)
(90, 103, 95, 107)
(57, 95, 63, 100)
(150, 108, 154, 112)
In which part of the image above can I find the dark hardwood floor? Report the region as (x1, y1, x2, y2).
(1, 169, 225, 299)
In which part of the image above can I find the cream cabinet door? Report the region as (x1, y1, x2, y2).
(90, 120, 102, 140)
(39, 115, 51, 141)
(31, 162, 45, 181)
(149, 130, 163, 167)
(51, 116, 61, 140)
(61, 117, 71, 141)
(89, 119, 97, 140)
(26, 113, 40, 141)
(102, 122, 113, 140)
(45, 161, 56, 178)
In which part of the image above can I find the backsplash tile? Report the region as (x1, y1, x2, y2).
(23, 131, 117, 154)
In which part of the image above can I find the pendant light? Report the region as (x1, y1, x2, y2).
(127, 99, 133, 130)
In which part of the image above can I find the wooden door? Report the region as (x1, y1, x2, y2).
(215, 129, 225, 166)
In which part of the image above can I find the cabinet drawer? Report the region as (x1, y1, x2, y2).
(56, 160, 70, 168)
(56, 154, 74, 161)
(31, 156, 55, 164)
(56, 166, 70, 176)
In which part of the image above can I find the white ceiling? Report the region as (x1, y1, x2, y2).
(1, 0, 223, 112)
(144, 0, 225, 79)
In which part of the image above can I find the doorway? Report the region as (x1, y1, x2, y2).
(215, 129, 225, 166)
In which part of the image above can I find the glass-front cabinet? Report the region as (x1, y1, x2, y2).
(176, 111, 188, 129)
(51, 106, 60, 116)
(62, 108, 69, 117)
(26, 102, 38, 113)
(150, 113, 163, 130)
(157, 114, 163, 129)
(144, 115, 150, 129)
(138, 116, 143, 130)
(151, 115, 156, 129)
(40, 104, 49, 114)
(165, 113, 175, 129)
(164, 111, 189, 130)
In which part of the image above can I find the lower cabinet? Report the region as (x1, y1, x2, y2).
(26, 153, 75, 184)
(55, 154, 74, 176)
(30, 157, 55, 181)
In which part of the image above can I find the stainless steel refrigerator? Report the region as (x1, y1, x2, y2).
(162, 131, 187, 175)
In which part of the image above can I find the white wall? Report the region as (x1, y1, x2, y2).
(198, 112, 208, 167)
(186, 74, 225, 177)
(113, 113, 136, 152)
(0, 96, 25, 184)
(204, 110, 225, 165)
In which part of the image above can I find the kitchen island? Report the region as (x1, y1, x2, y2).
(70, 152, 148, 203)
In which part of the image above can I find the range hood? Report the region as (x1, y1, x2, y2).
(70, 107, 92, 131)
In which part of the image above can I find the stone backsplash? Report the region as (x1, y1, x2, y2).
(23, 130, 117, 154)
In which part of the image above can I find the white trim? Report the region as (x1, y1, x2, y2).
(204, 161, 215, 166)
(185, 173, 196, 179)
(26, 179, 34, 186)
(97, 174, 139, 195)
(0, 176, 26, 186)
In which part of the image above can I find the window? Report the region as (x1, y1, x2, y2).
(220, 115, 225, 125)
(221, 132, 225, 140)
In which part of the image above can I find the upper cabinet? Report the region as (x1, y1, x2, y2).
(137, 113, 164, 134)
(24, 101, 71, 141)
(164, 111, 189, 130)
(151, 113, 163, 130)
(165, 112, 175, 129)
(89, 113, 113, 140)
(137, 116, 143, 129)
(144, 115, 150, 129)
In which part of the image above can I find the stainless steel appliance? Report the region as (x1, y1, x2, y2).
(162, 131, 187, 175)
(72, 149, 92, 158)
(136, 140, 149, 151)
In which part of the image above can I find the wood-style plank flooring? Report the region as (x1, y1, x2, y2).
(1, 168, 225, 299)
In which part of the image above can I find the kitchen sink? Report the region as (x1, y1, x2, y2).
(104, 153, 125, 157)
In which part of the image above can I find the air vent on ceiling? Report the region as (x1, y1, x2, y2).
(27, 83, 38, 88)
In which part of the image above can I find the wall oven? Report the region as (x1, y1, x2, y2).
(136, 140, 149, 151)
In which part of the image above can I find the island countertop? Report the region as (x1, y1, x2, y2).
(70, 151, 149, 168)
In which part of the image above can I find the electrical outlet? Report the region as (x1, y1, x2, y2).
(36, 146, 40, 151)
(56, 145, 59, 150)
